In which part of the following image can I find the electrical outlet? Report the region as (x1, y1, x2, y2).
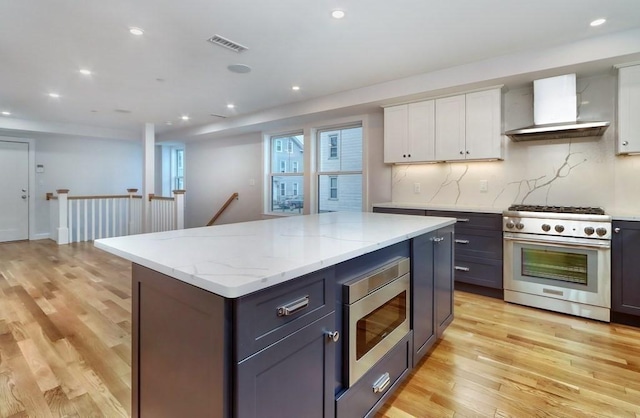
(479, 180, 488, 193)
(413, 183, 421, 194)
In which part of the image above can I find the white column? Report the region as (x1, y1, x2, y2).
(142, 123, 155, 233)
(173, 190, 186, 230)
(56, 189, 70, 245)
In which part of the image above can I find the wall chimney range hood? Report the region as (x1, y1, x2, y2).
(505, 74, 610, 141)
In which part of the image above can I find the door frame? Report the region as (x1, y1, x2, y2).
(0, 136, 36, 240)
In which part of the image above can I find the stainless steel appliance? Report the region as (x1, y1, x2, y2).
(503, 205, 611, 322)
(343, 257, 410, 386)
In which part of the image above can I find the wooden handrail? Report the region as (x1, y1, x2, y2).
(46, 189, 142, 200)
(207, 193, 239, 226)
(148, 194, 175, 202)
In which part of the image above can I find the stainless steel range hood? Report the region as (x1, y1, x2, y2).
(505, 74, 610, 142)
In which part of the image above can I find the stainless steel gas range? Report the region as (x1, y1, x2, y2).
(503, 205, 612, 322)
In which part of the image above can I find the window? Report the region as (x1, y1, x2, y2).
(269, 133, 304, 213)
(317, 125, 363, 213)
(174, 148, 184, 190)
(329, 176, 338, 199)
(329, 135, 338, 158)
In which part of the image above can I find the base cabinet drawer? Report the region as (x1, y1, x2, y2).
(455, 230, 502, 259)
(336, 331, 412, 418)
(234, 267, 335, 360)
(454, 257, 503, 289)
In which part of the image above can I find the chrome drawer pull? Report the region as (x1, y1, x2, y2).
(455, 266, 470, 272)
(372, 372, 391, 394)
(324, 330, 340, 343)
(455, 239, 470, 244)
(432, 237, 444, 243)
(457, 218, 470, 223)
(276, 296, 309, 317)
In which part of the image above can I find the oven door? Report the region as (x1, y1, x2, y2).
(503, 232, 610, 308)
(346, 273, 410, 386)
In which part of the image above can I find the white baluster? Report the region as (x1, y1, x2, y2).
(57, 189, 69, 245)
(174, 190, 185, 230)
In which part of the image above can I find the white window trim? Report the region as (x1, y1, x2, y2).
(263, 115, 369, 217)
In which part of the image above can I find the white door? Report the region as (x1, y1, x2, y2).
(0, 141, 29, 242)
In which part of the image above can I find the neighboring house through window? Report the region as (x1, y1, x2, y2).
(269, 133, 304, 213)
(329, 135, 338, 158)
(275, 140, 283, 152)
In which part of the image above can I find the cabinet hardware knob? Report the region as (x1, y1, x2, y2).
(276, 296, 309, 317)
(372, 372, 391, 394)
(622, 141, 629, 146)
(459, 151, 464, 155)
(432, 237, 444, 243)
(614, 227, 621, 233)
(403, 154, 406, 158)
(325, 330, 340, 343)
(407, 154, 411, 157)
(466, 150, 470, 154)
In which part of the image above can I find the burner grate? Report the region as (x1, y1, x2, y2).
(507, 205, 605, 215)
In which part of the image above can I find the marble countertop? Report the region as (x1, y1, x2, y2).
(94, 212, 456, 298)
(373, 202, 504, 214)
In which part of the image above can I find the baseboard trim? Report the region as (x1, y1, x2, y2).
(31, 233, 51, 241)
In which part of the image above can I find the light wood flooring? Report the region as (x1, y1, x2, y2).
(1, 240, 640, 417)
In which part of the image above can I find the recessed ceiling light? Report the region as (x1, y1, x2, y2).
(129, 27, 144, 36)
(49, 93, 60, 98)
(331, 10, 345, 19)
(227, 104, 235, 109)
(181, 115, 190, 121)
(590, 18, 606, 27)
(292, 86, 300, 91)
(79, 69, 92, 75)
(1, 111, 10, 116)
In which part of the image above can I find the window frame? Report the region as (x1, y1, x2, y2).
(329, 176, 338, 200)
(267, 132, 305, 215)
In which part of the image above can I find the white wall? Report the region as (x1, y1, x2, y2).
(34, 135, 142, 236)
(389, 73, 640, 216)
(185, 132, 264, 227)
(185, 111, 391, 226)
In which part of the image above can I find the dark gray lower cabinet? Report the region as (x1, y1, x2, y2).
(612, 221, 640, 325)
(235, 313, 336, 418)
(411, 232, 436, 364)
(411, 225, 454, 365)
(434, 226, 454, 337)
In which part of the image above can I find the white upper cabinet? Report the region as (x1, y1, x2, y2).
(465, 89, 502, 160)
(618, 65, 640, 154)
(384, 101, 435, 163)
(435, 95, 466, 161)
(383, 87, 502, 163)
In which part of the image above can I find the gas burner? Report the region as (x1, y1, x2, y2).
(507, 205, 605, 216)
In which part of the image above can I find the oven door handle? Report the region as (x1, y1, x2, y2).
(503, 235, 610, 250)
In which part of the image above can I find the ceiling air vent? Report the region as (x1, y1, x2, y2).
(206, 34, 249, 53)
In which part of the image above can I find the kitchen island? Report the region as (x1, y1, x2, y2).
(95, 212, 456, 418)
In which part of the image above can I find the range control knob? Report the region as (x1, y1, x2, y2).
(506, 221, 515, 229)
(516, 222, 525, 230)
(555, 225, 565, 233)
(596, 227, 607, 237)
(541, 224, 551, 232)
(584, 226, 595, 235)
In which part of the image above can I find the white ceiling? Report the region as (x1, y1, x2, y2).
(1, 0, 640, 139)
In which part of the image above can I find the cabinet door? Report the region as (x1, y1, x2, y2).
(407, 100, 435, 162)
(466, 89, 502, 160)
(618, 65, 640, 154)
(411, 232, 435, 365)
(384, 105, 409, 163)
(612, 222, 640, 315)
(235, 313, 336, 418)
(435, 95, 466, 161)
(434, 226, 454, 336)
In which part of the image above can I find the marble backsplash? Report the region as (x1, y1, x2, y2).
(390, 73, 640, 216)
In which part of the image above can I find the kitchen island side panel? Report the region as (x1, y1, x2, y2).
(132, 264, 231, 418)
